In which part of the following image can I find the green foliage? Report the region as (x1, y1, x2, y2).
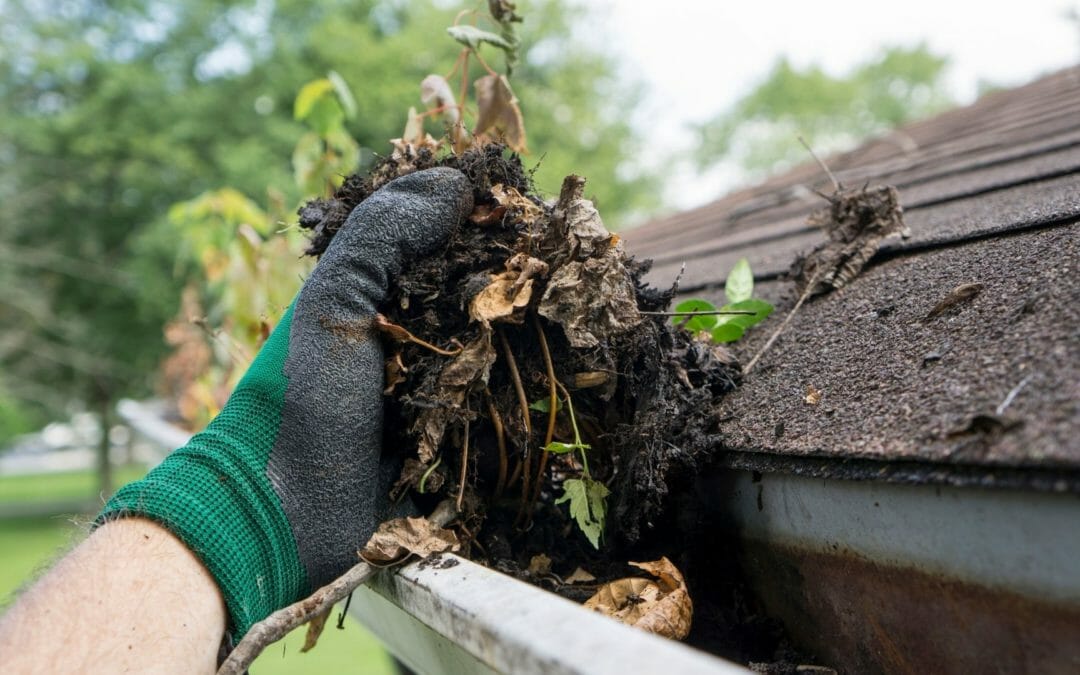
(0, 0, 655, 436)
(544, 440, 590, 454)
(696, 44, 954, 175)
(672, 258, 774, 343)
(554, 477, 609, 549)
(528, 397, 561, 412)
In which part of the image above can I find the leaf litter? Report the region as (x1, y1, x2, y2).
(297, 144, 809, 664)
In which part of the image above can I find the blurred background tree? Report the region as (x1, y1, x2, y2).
(695, 44, 955, 177)
(0, 0, 656, 472)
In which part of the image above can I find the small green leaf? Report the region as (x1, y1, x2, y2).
(671, 299, 718, 333)
(555, 477, 609, 549)
(725, 258, 754, 304)
(544, 441, 590, 454)
(304, 96, 345, 137)
(447, 25, 514, 53)
(711, 323, 745, 343)
(721, 298, 774, 329)
(294, 78, 334, 121)
(529, 398, 563, 413)
(327, 70, 358, 120)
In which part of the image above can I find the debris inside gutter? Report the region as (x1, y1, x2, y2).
(297, 144, 901, 670)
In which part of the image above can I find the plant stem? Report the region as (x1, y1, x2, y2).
(456, 417, 470, 510)
(485, 389, 508, 498)
(527, 315, 558, 519)
(641, 310, 757, 317)
(555, 380, 589, 477)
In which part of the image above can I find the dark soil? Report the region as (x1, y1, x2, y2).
(299, 145, 803, 667)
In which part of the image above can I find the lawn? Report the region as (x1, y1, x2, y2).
(0, 469, 396, 674)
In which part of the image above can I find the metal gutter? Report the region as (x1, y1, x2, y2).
(349, 553, 748, 675)
(720, 469, 1080, 673)
(115, 399, 747, 674)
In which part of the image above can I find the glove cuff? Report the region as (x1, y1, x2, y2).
(99, 307, 307, 638)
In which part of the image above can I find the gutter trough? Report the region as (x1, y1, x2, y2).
(119, 399, 1080, 673)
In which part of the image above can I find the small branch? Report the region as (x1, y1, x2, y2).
(217, 502, 459, 675)
(641, 310, 757, 317)
(996, 374, 1034, 415)
(217, 562, 377, 674)
(743, 277, 818, 376)
(456, 416, 470, 511)
(375, 314, 463, 357)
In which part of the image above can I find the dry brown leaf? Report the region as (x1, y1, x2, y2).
(420, 74, 460, 125)
(491, 183, 542, 226)
(805, 385, 823, 405)
(384, 351, 408, 395)
(470, 203, 508, 225)
(528, 553, 553, 575)
(300, 609, 331, 653)
(565, 567, 596, 584)
(583, 557, 692, 640)
(360, 516, 461, 564)
(469, 253, 549, 325)
(473, 74, 527, 153)
(414, 330, 496, 463)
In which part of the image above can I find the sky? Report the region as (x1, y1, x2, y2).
(581, 0, 1080, 214)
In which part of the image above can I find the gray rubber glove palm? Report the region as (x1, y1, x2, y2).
(102, 167, 473, 637)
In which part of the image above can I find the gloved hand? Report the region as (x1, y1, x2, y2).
(101, 167, 473, 638)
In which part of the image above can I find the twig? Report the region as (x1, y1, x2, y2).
(996, 374, 1034, 415)
(526, 315, 558, 522)
(640, 310, 757, 317)
(216, 561, 377, 674)
(798, 134, 841, 192)
(485, 390, 509, 498)
(456, 416, 470, 510)
(217, 502, 459, 675)
(743, 274, 819, 376)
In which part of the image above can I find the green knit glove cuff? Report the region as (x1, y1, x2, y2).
(99, 305, 307, 638)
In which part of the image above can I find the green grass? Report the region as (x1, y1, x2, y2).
(0, 472, 397, 674)
(0, 465, 148, 504)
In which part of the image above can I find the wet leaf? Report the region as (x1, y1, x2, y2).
(584, 557, 692, 640)
(359, 516, 461, 563)
(555, 477, 609, 549)
(301, 609, 331, 653)
(473, 75, 527, 153)
(725, 258, 754, 304)
(447, 25, 514, 53)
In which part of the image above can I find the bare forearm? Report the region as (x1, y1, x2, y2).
(0, 518, 226, 674)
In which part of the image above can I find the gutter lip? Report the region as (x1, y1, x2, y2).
(351, 552, 749, 675)
(715, 449, 1080, 495)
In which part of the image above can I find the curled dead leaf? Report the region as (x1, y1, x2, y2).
(384, 351, 408, 395)
(473, 74, 527, 153)
(420, 74, 460, 125)
(571, 371, 611, 389)
(583, 557, 692, 640)
(565, 567, 597, 584)
(528, 553, 553, 575)
(470, 203, 508, 225)
(359, 516, 461, 564)
(491, 183, 543, 226)
(469, 253, 549, 325)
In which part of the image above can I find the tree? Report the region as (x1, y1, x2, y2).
(0, 0, 655, 460)
(695, 44, 954, 176)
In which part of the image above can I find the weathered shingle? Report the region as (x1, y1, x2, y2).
(625, 67, 1080, 479)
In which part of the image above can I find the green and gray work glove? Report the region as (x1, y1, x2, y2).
(100, 168, 473, 638)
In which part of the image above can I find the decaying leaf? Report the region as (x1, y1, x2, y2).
(491, 183, 542, 226)
(528, 553, 553, 575)
(793, 184, 908, 295)
(583, 557, 692, 640)
(565, 567, 597, 584)
(469, 253, 549, 325)
(470, 203, 507, 225)
(420, 74, 460, 125)
(414, 330, 497, 463)
(447, 25, 515, 53)
(473, 74, 527, 153)
(538, 176, 641, 348)
(805, 385, 823, 405)
(300, 609, 331, 653)
(555, 477, 609, 549)
(359, 515, 461, 563)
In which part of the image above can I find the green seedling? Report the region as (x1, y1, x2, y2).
(672, 258, 774, 343)
(543, 388, 608, 549)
